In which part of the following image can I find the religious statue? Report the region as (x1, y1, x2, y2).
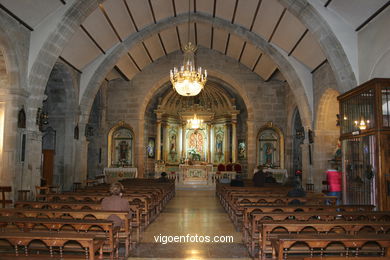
(264, 143, 273, 165)
(147, 138, 155, 158)
(216, 134, 223, 154)
(170, 134, 176, 153)
(238, 140, 246, 159)
(119, 141, 129, 160)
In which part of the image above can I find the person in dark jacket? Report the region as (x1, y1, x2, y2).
(253, 167, 265, 187)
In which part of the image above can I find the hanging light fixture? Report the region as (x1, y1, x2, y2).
(187, 114, 204, 129)
(170, 0, 207, 96)
(354, 118, 370, 130)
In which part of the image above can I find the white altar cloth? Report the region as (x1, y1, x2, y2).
(103, 167, 138, 183)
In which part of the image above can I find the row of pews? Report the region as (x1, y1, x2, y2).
(216, 182, 390, 260)
(0, 179, 175, 259)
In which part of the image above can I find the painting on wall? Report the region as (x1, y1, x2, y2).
(214, 127, 224, 163)
(168, 127, 179, 163)
(238, 139, 246, 159)
(186, 129, 206, 161)
(147, 137, 155, 158)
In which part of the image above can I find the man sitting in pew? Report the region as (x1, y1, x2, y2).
(101, 182, 131, 228)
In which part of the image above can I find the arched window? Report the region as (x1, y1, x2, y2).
(257, 124, 284, 168)
(108, 124, 134, 167)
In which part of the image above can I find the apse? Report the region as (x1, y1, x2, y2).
(144, 78, 248, 176)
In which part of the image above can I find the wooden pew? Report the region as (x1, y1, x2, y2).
(0, 186, 12, 208)
(0, 231, 106, 259)
(269, 234, 390, 260)
(243, 211, 390, 256)
(232, 204, 375, 229)
(0, 216, 118, 258)
(258, 220, 390, 259)
(0, 207, 135, 246)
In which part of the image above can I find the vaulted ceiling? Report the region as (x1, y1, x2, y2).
(0, 0, 387, 82)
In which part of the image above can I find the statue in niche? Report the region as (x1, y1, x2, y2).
(216, 134, 223, 154)
(119, 141, 129, 160)
(264, 143, 274, 164)
(170, 134, 176, 153)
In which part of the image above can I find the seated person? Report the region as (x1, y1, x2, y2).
(157, 172, 169, 182)
(230, 174, 244, 187)
(101, 182, 131, 228)
(287, 177, 306, 197)
(264, 172, 276, 183)
(252, 166, 265, 187)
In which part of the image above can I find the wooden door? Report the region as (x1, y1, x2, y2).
(42, 150, 54, 186)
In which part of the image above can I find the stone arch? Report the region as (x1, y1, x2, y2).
(315, 89, 340, 132)
(277, 0, 357, 92)
(107, 121, 135, 168)
(28, 0, 100, 108)
(42, 62, 78, 189)
(0, 23, 20, 90)
(369, 47, 390, 80)
(312, 88, 340, 191)
(79, 13, 312, 129)
(256, 123, 285, 169)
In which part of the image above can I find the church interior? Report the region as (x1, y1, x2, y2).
(0, 0, 389, 259)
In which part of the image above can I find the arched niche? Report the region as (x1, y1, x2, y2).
(256, 123, 284, 169)
(107, 122, 135, 167)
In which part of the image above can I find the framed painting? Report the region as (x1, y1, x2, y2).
(147, 137, 155, 158)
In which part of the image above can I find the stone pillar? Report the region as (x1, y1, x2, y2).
(25, 129, 44, 196)
(162, 123, 169, 162)
(246, 120, 256, 178)
(224, 124, 228, 163)
(181, 123, 186, 158)
(74, 134, 89, 186)
(232, 121, 237, 163)
(137, 119, 145, 178)
(207, 123, 211, 163)
(156, 120, 162, 160)
(301, 140, 313, 189)
(0, 88, 29, 199)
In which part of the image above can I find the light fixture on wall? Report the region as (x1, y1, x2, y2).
(354, 118, 370, 130)
(187, 114, 204, 129)
(170, 0, 207, 96)
(36, 108, 48, 131)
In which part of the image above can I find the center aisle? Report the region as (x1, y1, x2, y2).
(129, 190, 250, 259)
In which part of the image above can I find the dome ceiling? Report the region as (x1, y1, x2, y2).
(1, 0, 387, 81)
(157, 81, 239, 119)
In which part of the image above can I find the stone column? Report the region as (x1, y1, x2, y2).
(0, 88, 29, 199)
(156, 119, 162, 160)
(25, 129, 44, 196)
(246, 120, 256, 178)
(74, 122, 89, 186)
(181, 123, 186, 158)
(207, 123, 211, 163)
(232, 121, 237, 163)
(224, 124, 229, 163)
(162, 123, 169, 162)
(137, 119, 145, 178)
(301, 139, 313, 189)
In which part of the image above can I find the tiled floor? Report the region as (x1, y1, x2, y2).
(129, 190, 250, 259)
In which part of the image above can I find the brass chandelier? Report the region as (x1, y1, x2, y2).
(170, 0, 207, 96)
(187, 114, 204, 129)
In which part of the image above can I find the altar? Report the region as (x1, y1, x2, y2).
(179, 164, 213, 185)
(103, 167, 138, 183)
